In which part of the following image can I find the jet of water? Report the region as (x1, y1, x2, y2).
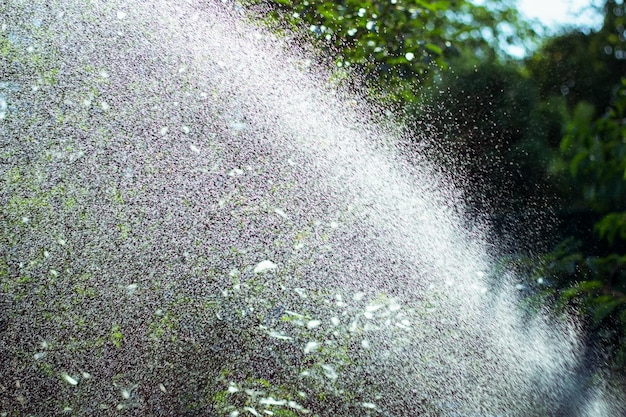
(0, 0, 624, 415)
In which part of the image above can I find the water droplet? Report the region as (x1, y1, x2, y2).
(159, 126, 169, 135)
(274, 208, 287, 218)
(405, 52, 415, 61)
(365, 304, 383, 313)
(321, 364, 338, 381)
(260, 397, 287, 406)
(61, 373, 78, 386)
(287, 400, 307, 411)
(243, 407, 260, 417)
(189, 144, 200, 154)
(306, 319, 321, 329)
(304, 341, 320, 353)
(267, 330, 292, 340)
(253, 260, 277, 273)
(229, 121, 246, 131)
(126, 283, 138, 295)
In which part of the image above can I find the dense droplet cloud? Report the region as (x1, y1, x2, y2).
(0, 0, 624, 416)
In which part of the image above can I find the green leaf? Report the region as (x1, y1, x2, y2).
(592, 297, 626, 326)
(424, 43, 442, 55)
(595, 212, 626, 244)
(110, 324, 123, 348)
(561, 280, 603, 300)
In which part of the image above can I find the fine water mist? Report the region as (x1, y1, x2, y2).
(1, 0, 624, 415)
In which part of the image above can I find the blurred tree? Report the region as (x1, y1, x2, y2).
(526, 0, 626, 116)
(524, 0, 626, 253)
(500, 1, 626, 372)
(517, 1, 626, 254)
(533, 79, 626, 368)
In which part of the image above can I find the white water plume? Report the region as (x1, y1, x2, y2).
(0, 0, 624, 416)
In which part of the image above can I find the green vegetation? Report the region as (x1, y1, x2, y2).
(244, 0, 534, 103)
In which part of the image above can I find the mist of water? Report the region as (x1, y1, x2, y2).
(1, 0, 624, 415)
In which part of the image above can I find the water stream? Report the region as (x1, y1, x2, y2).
(1, 1, 624, 415)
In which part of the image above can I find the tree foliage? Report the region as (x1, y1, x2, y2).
(243, 0, 532, 100)
(538, 80, 626, 365)
(526, 0, 626, 115)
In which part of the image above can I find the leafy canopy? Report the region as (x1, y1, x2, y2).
(243, 0, 532, 99)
